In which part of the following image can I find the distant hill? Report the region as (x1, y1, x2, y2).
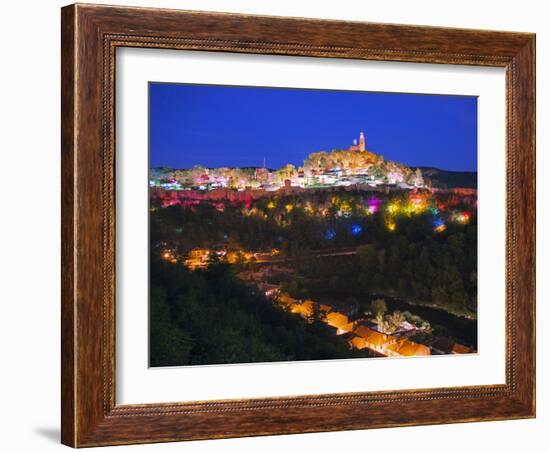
(414, 167, 477, 189)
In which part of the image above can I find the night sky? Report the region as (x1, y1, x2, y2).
(149, 83, 478, 172)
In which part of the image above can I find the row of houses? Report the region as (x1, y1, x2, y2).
(267, 288, 470, 358)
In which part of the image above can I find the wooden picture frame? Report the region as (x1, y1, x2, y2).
(61, 3, 535, 447)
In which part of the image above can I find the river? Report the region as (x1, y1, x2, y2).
(369, 294, 477, 348)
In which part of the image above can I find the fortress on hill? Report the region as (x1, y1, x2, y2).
(150, 131, 427, 193)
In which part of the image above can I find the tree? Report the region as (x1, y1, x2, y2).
(371, 298, 387, 317)
(357, 244, 378, 291)
(368, 164, 385, 181)
(377, 249, 386, 273)
(311, 303, 328, 323)
(389, 311, 405, 329)
(190, 165, 208, 185)
(409, 168, 424, 186)
(149, 286, 194, 367)
(274, 164, 296, 184)
(358, 244, 377, 274)
(431, 286, 449, 307)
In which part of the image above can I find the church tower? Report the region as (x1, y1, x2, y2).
(359, 131, 366, 151)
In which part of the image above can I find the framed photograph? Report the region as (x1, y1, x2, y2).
(61, 3, 535, 447)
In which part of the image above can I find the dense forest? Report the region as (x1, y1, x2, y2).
(151, 190, 476, 314)
(150, 255, 368, 367)
(284, 223, 477, 318)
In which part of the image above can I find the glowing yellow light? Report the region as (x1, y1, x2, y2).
(405, 198, 426, 215)
(387, 221, 396, 232)
(387, 202, 399, 214)
(339, 201, 352, 217)
(454, 212, 470, 224)
(434, 224, 447, 233)
(285, 204, 294, 213)
(267, 201, 276, 209)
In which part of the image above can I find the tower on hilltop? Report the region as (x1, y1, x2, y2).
(349, 131, 366, 152)
(359, 131, 365, 151)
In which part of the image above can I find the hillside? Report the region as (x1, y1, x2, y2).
(415, 167, 477, 189)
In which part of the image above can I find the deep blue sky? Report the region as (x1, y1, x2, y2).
(149, 83, 477, 172)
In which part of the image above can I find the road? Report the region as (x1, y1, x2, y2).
(185, 246, 360, 269)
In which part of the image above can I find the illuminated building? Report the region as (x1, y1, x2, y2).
(325, 312, 351, 330)
(349, 131, 366, 152)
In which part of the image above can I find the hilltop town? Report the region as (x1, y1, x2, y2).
(150, 132, 426, 193)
